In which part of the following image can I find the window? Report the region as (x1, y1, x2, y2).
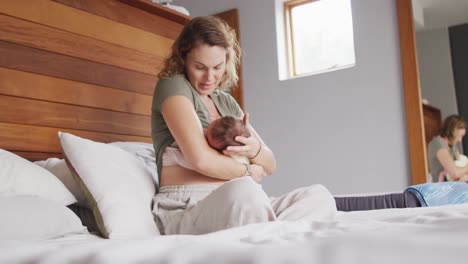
(284, 0, 355, 77)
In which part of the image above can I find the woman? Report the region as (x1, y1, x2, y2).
(151, 16, 336, 235)
(427, 115, 468, 182)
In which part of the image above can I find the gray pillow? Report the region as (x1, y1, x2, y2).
(0, 195, 88, 240)
(109, 142, 159, 188)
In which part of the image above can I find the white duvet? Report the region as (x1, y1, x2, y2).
(2, 204, 468, 264)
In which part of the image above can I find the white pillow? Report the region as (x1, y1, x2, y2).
(34, 158, 87, 206)
(58, 132, 160, 238)
(0, 149, 76, 206)
(35, 143, 159, 208)
(0, 195, 87, 240)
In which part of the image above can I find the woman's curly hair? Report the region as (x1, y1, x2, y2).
(440, 114, 466, 141)
(158, 16, 241, 91)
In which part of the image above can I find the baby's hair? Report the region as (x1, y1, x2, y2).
(209, 116, 250, 151)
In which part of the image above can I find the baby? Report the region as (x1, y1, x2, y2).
(205, 116, 250, 165)
(438, 155, 468, 182)
(455, 154, 468, 168)
(162, 116, 250, 168)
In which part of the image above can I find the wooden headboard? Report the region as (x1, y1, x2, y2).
(0, 0, 190, 161)
(422, 104, 442, 146)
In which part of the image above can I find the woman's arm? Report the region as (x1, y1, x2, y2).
(161, 95, 257, 180)
(223, 113, 277, 176)
(436, 148, 468, 181)
(455, 149, 461, 160)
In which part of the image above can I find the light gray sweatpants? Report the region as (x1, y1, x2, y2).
(152, 177, 337, 235)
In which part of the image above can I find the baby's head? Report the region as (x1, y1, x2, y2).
(206, 116, 251, 151)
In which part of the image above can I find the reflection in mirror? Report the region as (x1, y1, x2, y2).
(412, 0, 468, 155)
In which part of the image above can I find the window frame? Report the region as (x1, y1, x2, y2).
(283, 0, 355, 78)
(284, 0, 317, 77)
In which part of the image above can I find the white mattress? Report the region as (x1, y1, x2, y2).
(2, 204, 468, 264)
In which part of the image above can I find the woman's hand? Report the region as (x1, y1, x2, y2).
(223, 113, 261, 158)
(223, 135, 261, 158)
(224, 112, 277, 176)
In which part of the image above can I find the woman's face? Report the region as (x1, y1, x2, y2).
(453, 127, 466, 143)
(185, 44, 226, 97)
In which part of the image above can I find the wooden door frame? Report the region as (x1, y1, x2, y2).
(214, 8, 245, 110)
(396, 0, 428, 184)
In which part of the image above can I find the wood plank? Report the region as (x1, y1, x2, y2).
(0, 95, 151, 137)
(53, 0, 183, 40)
(12, 151, 63, 162)
(0, 14, 162, 75)
(0, 68, 152, 116)
(117, 0, 190, 25)
(0, 0, 173, 58)
(0, 123, 152, 153)
(396, 0, 428, 184)
(0, 41, 157, 95)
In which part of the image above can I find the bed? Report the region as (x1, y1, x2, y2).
(1, 1, 468, 263)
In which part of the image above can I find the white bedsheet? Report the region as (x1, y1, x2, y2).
(2, 204, 468, 264)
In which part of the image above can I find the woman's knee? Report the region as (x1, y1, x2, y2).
(185, 177, 275, 233)
(301, 184, 337, 209)
(217, 177, 269, 203)
(211, 177, 274, 217)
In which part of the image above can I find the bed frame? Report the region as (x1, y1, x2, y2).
(0, 0, 189, 161)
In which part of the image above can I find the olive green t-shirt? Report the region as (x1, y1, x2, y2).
(427, 136, 458, 182)
(151, 74, 243, 187)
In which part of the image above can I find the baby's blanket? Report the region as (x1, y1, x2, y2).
(405, 182, 468, 206)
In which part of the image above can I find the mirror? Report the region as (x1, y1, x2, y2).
(414, 0, 468, 181)
(397, 0, 468, 184)
(395, 0, 468, 184)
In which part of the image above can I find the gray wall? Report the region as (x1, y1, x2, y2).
(416, 28, 458, 118)
(175, 0, 410, 195)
